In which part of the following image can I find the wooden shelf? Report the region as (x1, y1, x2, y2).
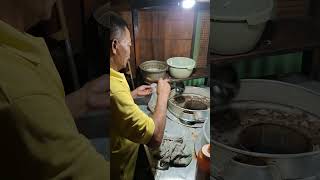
(208, 18, 320, 65)
(135, 67, 209, 86)
(169, 67, 209, 81)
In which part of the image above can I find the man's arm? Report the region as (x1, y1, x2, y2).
(66, 74, 109, 119)
(111, 79, 170, 148)
(130, 85, 152, 99)
(147, 79, 171, 148)
(147, 93, 169, 148)
(65, 86, 88, 119)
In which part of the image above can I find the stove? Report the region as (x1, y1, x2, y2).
(212, 102, 320, 152)
(211, 80, 320, 180)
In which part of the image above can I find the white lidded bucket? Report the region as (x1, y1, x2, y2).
(210, 0, 274, 55)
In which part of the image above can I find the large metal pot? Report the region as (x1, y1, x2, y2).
(148, 86, 210, 125)
(167, 86, 210, 125)
(212, 79, 320, 179)
(139, 60, 168, 83)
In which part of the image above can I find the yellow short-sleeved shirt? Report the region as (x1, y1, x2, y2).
(0, 20, 109, 179)
(110, 68, 155, 180)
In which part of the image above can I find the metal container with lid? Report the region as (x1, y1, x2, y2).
(212, 80, 320, 180)
(139, 60, 168, 83)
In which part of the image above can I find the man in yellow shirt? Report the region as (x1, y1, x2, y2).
(0, 0, 109, 179)
(109, 12, 171, 180)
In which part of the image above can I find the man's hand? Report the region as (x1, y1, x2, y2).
(84, 74, 110, 110)
(65, 74, 109, 119)
(157, 78, 171, 98)
(131, 85, 152, 98)
(147, 78, 171, 148)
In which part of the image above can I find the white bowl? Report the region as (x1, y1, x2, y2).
(210, 0, 273, 55)
(167, 57, 195, 79)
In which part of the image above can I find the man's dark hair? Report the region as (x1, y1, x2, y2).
(110, 12, 129, 40)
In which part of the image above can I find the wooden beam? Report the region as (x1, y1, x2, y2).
(310, 0, 320, 80)
(209, 18, 320, 65)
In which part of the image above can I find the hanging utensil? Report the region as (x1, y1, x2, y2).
(211, 65, 240, 110)
(169, 79, 186, 95)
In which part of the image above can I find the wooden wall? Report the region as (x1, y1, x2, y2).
(122, 9, 195, 67)
(113, 0, 313, 76)
(117, 8, 209, 76)
(276, 0, 310, 18)
(137, 10, 194, 63)
(55, 0, 313, 55)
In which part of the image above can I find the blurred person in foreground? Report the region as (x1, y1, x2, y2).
(0, 0, 109, 179)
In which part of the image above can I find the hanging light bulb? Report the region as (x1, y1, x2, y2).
(181, 0, 196, 9)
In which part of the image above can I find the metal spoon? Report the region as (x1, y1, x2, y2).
(169, 80, 185, 95)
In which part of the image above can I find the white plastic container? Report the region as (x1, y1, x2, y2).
(210, 0, 274, 55)
(167, 57, 195, 79)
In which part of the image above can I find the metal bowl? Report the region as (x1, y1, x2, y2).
(212, 79, 320, 179)
(167, 86, 210, 125)
(139, 60, 168, 83)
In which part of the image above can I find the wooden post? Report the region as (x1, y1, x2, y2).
(310, 0, 320, 80)
(53, 0, 80, 90)
(127, 61, 135, 89)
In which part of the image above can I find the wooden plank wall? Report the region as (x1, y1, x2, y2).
(276, 0, 310, 18)
(118, 8, 196, 76)
(114, 0, 311, 74)
(134, 9, 195, 65)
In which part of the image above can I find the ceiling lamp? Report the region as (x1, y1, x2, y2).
(181, 0, 196, 9)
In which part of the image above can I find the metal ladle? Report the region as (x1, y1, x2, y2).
(211, 65, 240, 110)
(169, 79, 186, 95)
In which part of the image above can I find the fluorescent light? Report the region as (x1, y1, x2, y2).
(182, 0, 195, 9)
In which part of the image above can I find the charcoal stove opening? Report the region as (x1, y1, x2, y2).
(239, 124, 313, 154)
(184, 100, 208, 110)
(173, 95, 209, 110)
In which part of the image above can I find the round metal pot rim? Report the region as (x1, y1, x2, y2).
(212, 140, 320, 159)
(213, 79, 320, 159)
(168, 87, 210, 123)
(139, 60, 168, 73)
